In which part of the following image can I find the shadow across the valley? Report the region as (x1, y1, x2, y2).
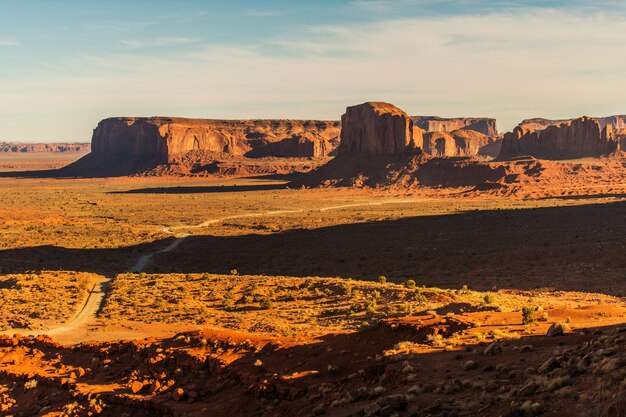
(538, 192, 626, 201)
(147, 200, 626, 295)
(0, 201, 625, 295)
(110, 183, 288, 195)
(0, 238, 181, 276)
(0, 169, 64, 179)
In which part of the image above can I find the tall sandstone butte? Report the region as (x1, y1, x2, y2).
(412, 116, 498, 137)
(337, 102, 422, 155)
(499, 117, 620, 160)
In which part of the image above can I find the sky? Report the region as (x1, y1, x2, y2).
(2, 0, 626, 141)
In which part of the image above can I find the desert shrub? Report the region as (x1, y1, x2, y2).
(230, 269, 239, 276)
(222, 292, 235, 310)
(365, 299, 377, 313)
(350, 303, 364, 314)
(403, 279, 417, 290)
(259, 298, 274, 309)
(152, 297, 164, 308)
(483, 294, 495, 305)
(522, 306, 535, 325)
(370, 290, 381, 301)
(412, 290, 427, 305)
(378, 275, 387, 284)
(547, 376, 571, 391)
(77, 276, 92, 293)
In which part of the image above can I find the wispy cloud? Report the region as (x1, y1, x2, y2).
(239, 9, 282, 17)
(350, 0, 626, 13)
(4, 6, 626, 140)
(0, 37, 18, 46)
(120, 37, 199, 48)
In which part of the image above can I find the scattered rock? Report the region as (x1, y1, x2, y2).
(547, 322, 571, 337)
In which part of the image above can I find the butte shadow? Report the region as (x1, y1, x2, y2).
(145, 201, 626, 296)
(109, 183, 288, 195)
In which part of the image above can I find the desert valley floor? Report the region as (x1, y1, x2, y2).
(0, 154, 624, 417)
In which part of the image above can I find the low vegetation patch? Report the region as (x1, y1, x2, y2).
(0, 271, 102, 330)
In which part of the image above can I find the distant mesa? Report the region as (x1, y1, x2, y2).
(20, 102, 625, 181)
(55, 105, 504, 178)
(518, 115, 626, 132)
(62, 117, 340, 176)
(412, 116, 498, 137)
(500, 116, 621, 160)
(0, 142, 90, 153)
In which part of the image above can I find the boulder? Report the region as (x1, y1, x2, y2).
(337, 102, 422, 155)
(499, 117, 620, 160)
(546, 322, 571, 337)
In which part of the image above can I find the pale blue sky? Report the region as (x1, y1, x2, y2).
(2, 0, 626, 141)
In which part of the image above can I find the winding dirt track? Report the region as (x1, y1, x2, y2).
(2, 198, 421, 340)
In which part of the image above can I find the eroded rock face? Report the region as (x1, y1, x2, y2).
(337, 102, 421, 155)
(422, 130, 502, 158)
(519, 115, 626, 132)
(91, 117, 340, 163)
(412, 116, 498, 137)
(0, 143, 90, 153)
(422, 132, 456, 157)
(500, 117, 620, 160)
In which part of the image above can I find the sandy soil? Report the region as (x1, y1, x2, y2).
(0, 155, 625, 416)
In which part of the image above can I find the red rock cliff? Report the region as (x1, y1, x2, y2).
(91, 117, 340, 163)
(499, 117, 620, 160)
(422, 130, 501, 158)
(519, 115, 626, 132)
(412, 116, 497, 137)
(337, 102, 422, 155)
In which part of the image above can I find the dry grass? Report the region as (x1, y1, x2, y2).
(0, 175, 613, 252)
(101, 273, 460, 337)
(0, 271, 102, 330)
(99, 273, 624, 339)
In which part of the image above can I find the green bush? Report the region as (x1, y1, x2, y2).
(260, 298, 274, 309)
(403, 279, 417, 290)
(522, 306, 535, 325)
